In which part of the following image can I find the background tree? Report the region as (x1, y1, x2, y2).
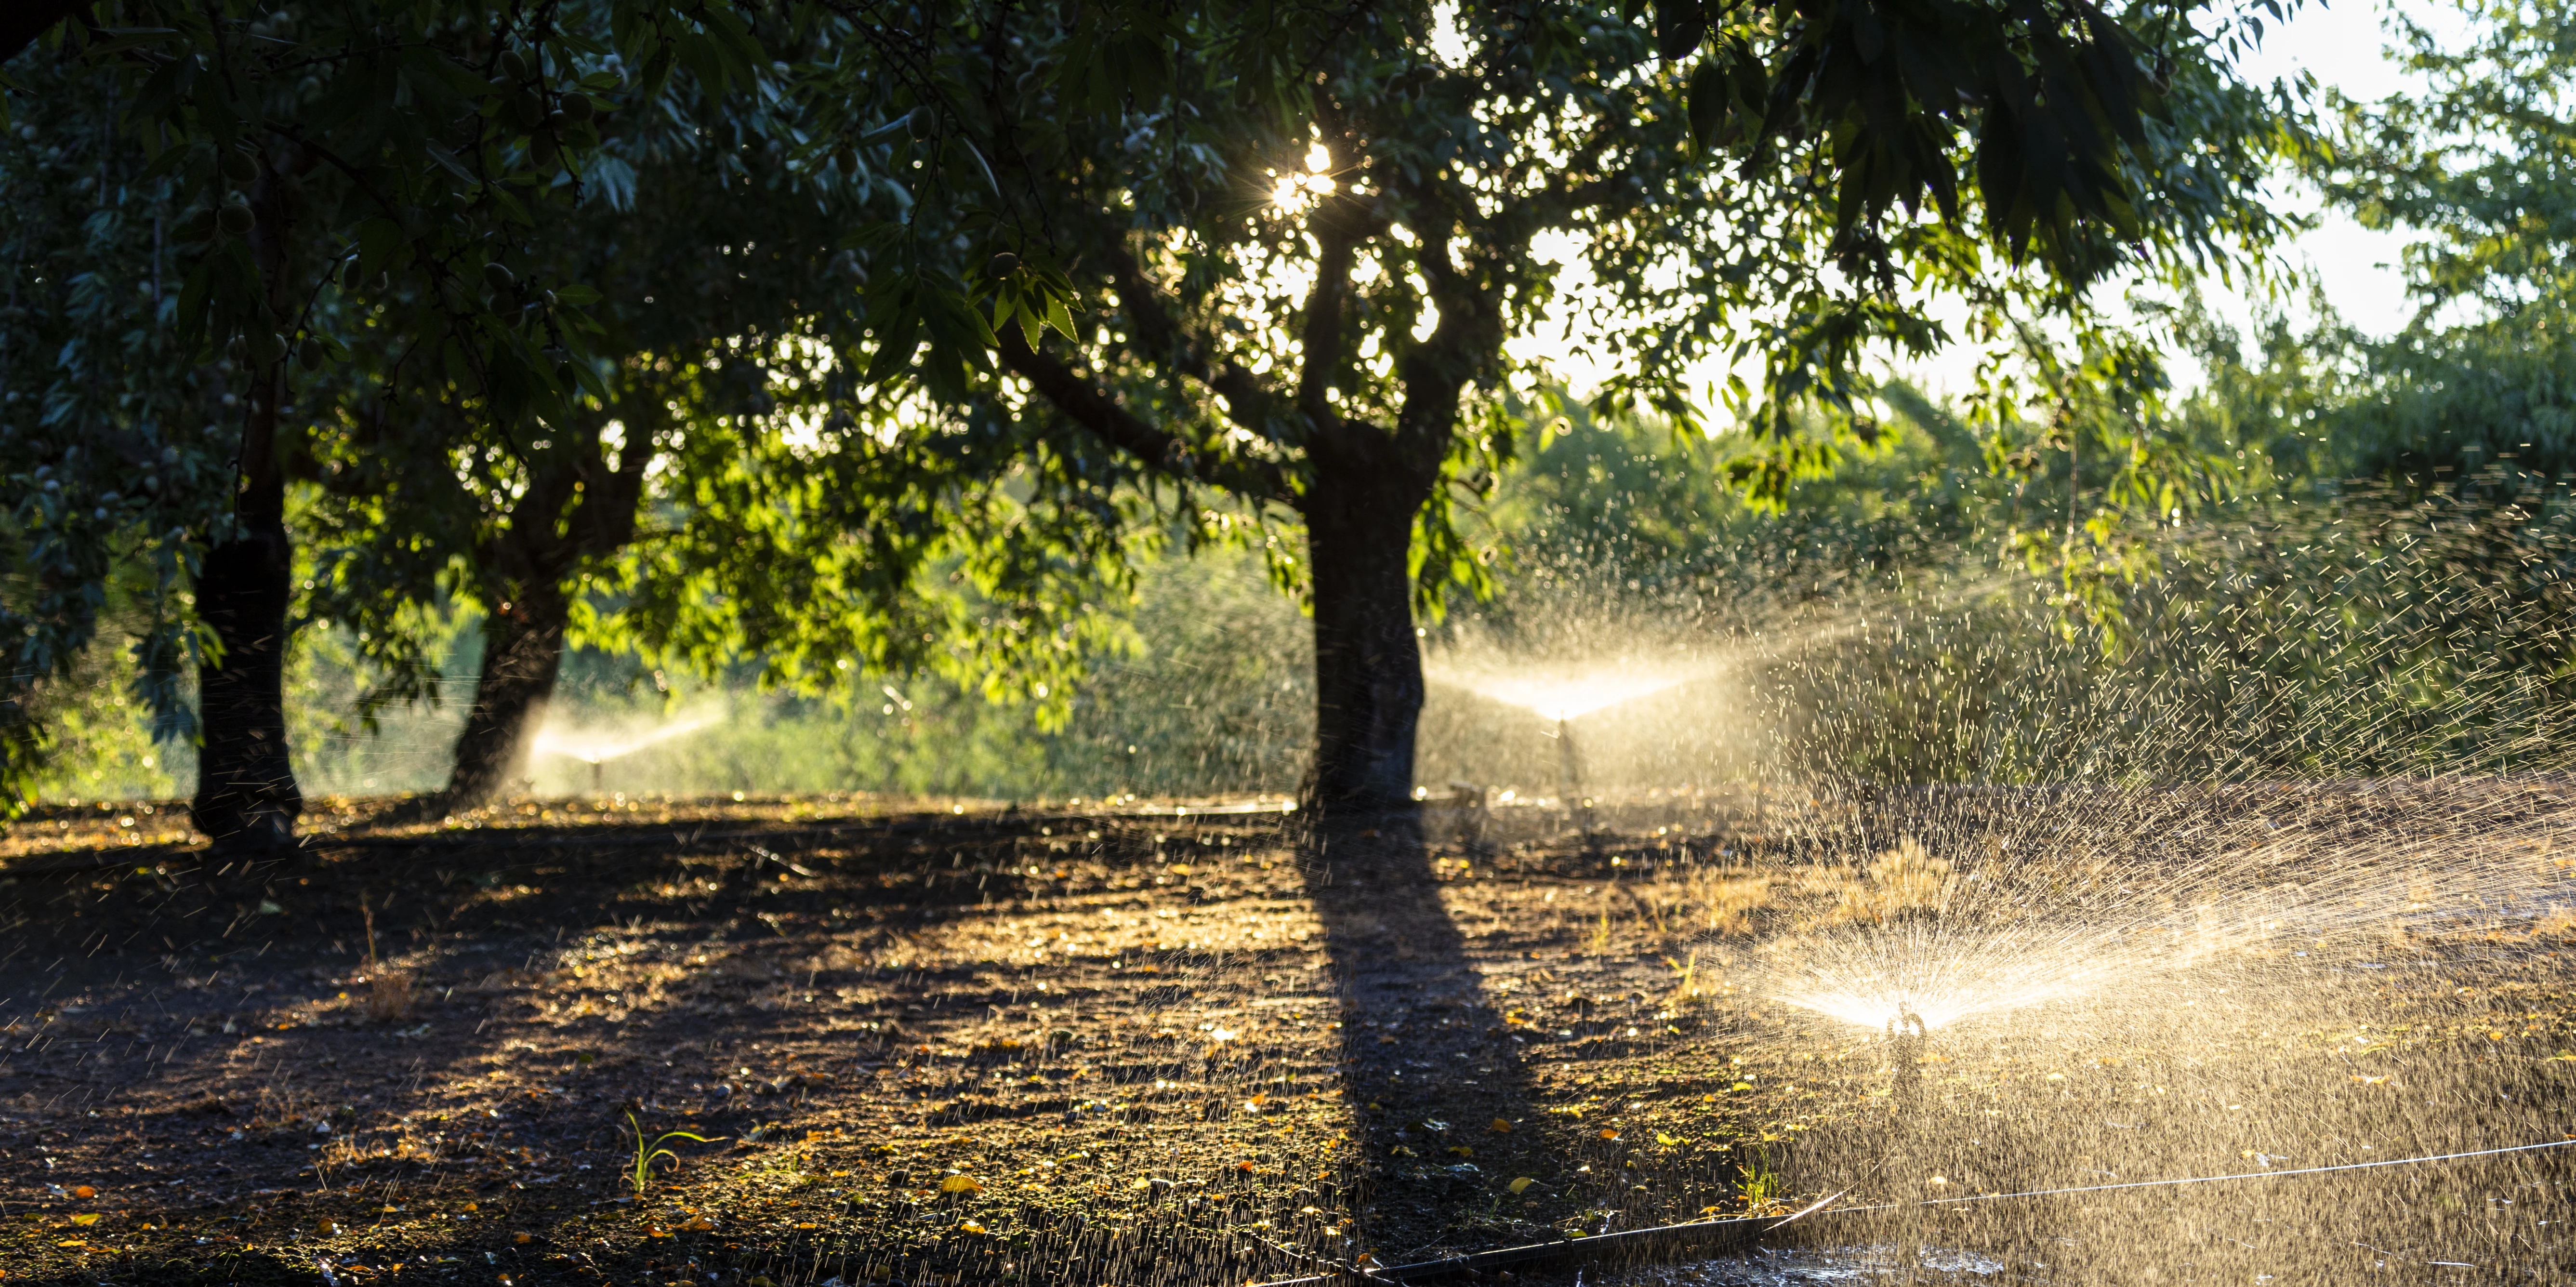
(296, 19, 1142, 812)
(2, 0, 785, 841)
(2316, 0, 2576, 486)
(5, 1, 1292, 831)
(809, 0, 2296, 823)
(0, 52, 227, 813)
(126, 2, 707, 847)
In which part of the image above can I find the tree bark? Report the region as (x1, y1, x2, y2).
(429, 398, 654, 812)
(440, 586, 571, 807)
(190, 364, 302, 849)
(1302, 433, 1440, 821)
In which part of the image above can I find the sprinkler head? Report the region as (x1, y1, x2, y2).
(1891, 1002, 1927, 1040)
(1888, 1003, 1927, 1118)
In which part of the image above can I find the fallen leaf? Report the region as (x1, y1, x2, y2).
(69, 1215, 101, 1227)
(1598, 1129, 1620, 1141)
(1507, 1178, 1536, 1194)
(955, 1221, 986, 1234)
(1488, 1118, 1513, 1133)
(939, 1175, 982, 1194)
(1656, 1131, 1683, 1147)
(73, 1186, 95, 1199)
(1447, 1146, 1473, 1158)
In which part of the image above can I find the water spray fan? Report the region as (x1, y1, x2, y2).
(528, 711, 720, 792)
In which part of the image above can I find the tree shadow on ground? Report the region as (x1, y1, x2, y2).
(1298, 816, 1574, 1264)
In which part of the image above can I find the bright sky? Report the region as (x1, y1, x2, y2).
(1889, 0, 2462, 399)
(1477, 3, 2460, 413)
(2205, 0, 2466, 333)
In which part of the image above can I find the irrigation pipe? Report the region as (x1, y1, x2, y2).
(1244, 1138, 2576, 1285)
(1919, 1135, 2576, 1208)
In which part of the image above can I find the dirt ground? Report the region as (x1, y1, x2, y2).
(5, 786, 2576, 1286)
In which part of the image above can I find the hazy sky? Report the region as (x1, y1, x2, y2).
(1507, 1, 2457, 405)
(2231, 0, 2451, 336)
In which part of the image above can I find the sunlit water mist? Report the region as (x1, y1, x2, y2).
(529, 709, 722, 768)
(1753, 784, 2576, 1037)
(1771, 913, 2277, 1033)
(1428, 662, 1704, 722)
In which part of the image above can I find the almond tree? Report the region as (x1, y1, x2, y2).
(809, 0, 2295, 825)
(4, 1, 786, 845)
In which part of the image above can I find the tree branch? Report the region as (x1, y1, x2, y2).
(996, 326, 1295, 506)
(1296, 195, 1365, 434)
(1099, 241, 1295, 445)
(1390, 226, 1504, 471)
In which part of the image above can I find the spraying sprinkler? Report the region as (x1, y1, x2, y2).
(1546, 713, 1596, 840)
(531, 710, 720, 796)
(1888, 1003, 1927, 1115)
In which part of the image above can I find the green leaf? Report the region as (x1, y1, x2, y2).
(1657, 0, 1708, 61)
(1686, 56, 1725, 151)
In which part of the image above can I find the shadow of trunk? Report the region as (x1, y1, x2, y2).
(1300, 810, 1564, 1264)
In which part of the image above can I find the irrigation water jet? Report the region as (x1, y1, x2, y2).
(1426, 654, 1709, 836)
(528, 709, 720, 793)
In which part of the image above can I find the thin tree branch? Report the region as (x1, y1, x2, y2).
(996, 326, 1295, 506)
(1100, 241, 1295, 445)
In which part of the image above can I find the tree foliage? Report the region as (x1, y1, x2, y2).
(2315, 0, 2576, 483)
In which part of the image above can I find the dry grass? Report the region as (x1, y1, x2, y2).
(1682, 868, 1774, 936)
(1830, 837, 1953, 924)
(360, 895, 416, 1022)
(364, 969, 416, 1022)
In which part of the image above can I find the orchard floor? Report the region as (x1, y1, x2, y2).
(4, 786, 2576, 1287)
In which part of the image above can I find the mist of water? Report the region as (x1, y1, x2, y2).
(528, 707, 724, 767)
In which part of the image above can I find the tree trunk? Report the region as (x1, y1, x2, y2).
(1303, 451, 1438, 822)
(439, 587, 571, 809)
(191, 365, 302, 850)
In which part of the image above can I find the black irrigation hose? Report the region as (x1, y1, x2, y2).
(1244, 1213, 1776, 1286)
(1245, 1139, 2576, 1285)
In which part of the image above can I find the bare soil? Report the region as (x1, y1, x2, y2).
(4, 787, 2575, 1286)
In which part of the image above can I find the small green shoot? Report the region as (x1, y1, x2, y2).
(624, 1110, 724, 1195)
(1737, 1153, 1783, 1211)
